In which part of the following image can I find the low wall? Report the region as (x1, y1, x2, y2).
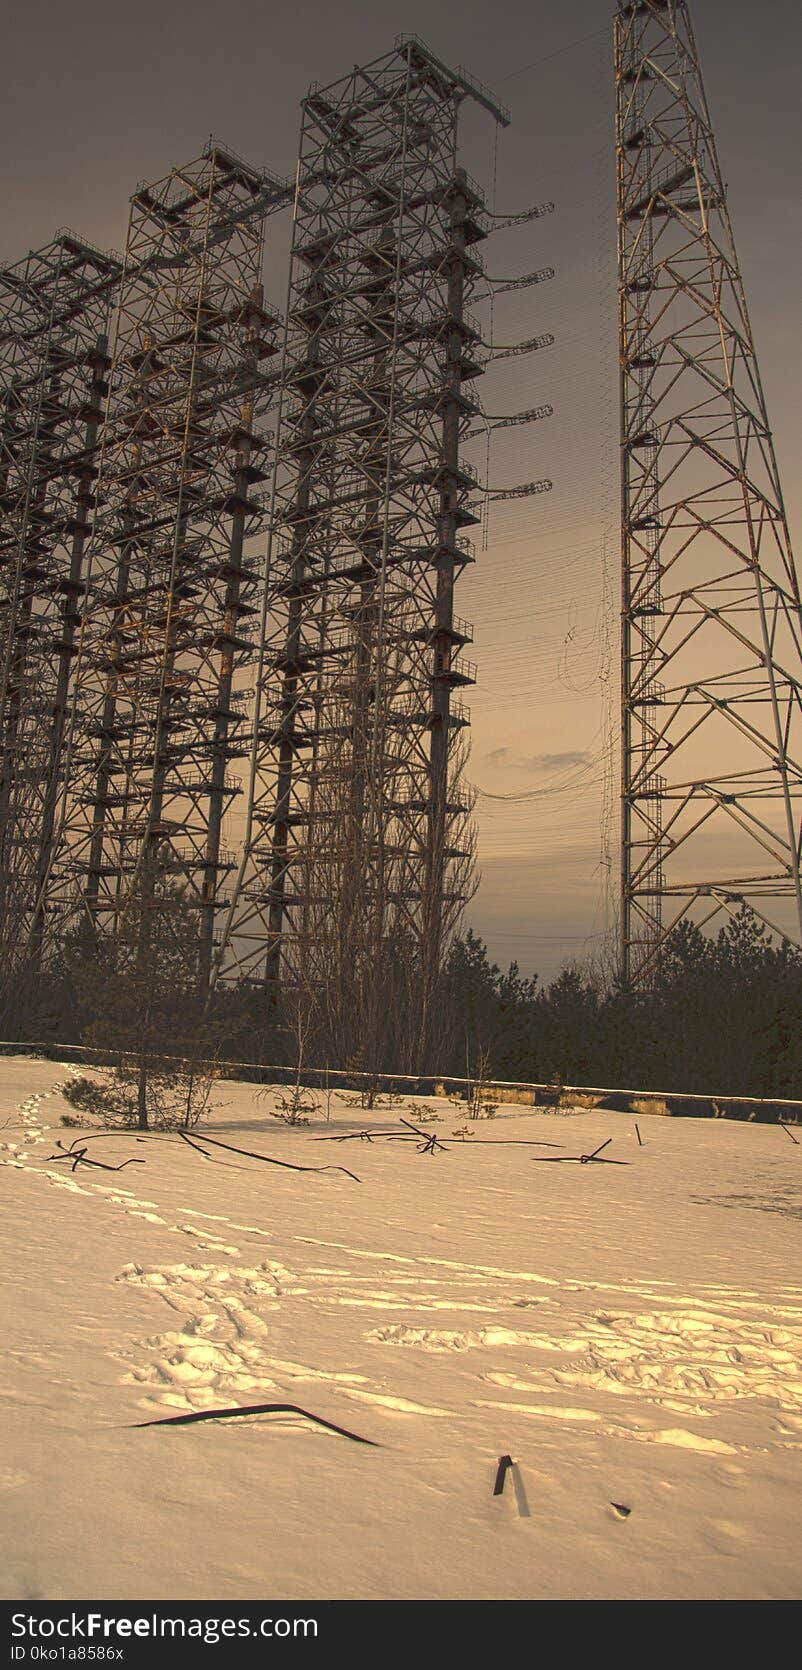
(1, 1040, 800, 1123)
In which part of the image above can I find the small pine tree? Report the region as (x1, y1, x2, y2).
(67, 853, 218, 1130)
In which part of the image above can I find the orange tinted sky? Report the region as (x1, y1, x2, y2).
(2, 0, 799, 981)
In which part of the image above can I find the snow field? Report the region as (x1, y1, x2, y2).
(1, 1054, 801, 1599)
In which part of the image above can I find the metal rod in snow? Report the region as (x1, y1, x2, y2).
(493, 1455, 514, 1496)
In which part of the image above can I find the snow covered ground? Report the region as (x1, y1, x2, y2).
(1, 1053, 801, 1601)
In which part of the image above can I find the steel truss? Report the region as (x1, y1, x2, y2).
(0, 233, 121, 971)
(41, 145, 292, 979)
(616, 0, 802, 986)
(216, 38, 508, 1061)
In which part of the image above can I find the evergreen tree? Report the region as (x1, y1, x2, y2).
(67, 855, 215, 1129)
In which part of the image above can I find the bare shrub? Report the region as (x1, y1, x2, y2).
(467, 1048, 498, 1120)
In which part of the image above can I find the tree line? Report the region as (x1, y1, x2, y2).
(2, 878, 800, 1106)
(442, 909, 802, 1098)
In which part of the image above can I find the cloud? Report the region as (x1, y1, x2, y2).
(524, 751, 588, 773)
(483, 747, 589, 775)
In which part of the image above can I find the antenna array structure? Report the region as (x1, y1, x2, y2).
(616, 0, 802, 986)
(0, 234, 121, 970)
(40, 148, 292, 979)
(215, 38, 508, 1064)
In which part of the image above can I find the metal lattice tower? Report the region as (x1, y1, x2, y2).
(0, 233, 121, 974)
(41, 146, 292, 978)
(616, 0, 802, 986)
(215, 39, 508, 1063)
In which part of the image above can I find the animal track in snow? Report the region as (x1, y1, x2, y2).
(473, 1398, 740, 1454)
(0, 1079, 75, 1163)
(466, 1295, 802, 1444)
(292, 1236, 561, 1288)
(367, 1324, 555, 1353)
(117, 1261, 282, 1410)
(2, 1107, 248, 1257)
(116, 1257, 450, 1420)
(368, 1326, 486, 1353)
(246, 1242, 802, 1445)
(547, 1305, 802, 1413)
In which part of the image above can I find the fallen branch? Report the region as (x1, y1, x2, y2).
(531, 1150, 630, 1166)
(46, 1137, 145, 1173)
(529, 1137, 631, 1166)
(398, 1116, 449, 1155)
(177, 1129, 213, 1160)
(446, 1136, 563, 1148)
(181, 1128, 361, 1183)
(580, 1138, 612, 1164)
(314, 1132, 564, 1148)
(314, 1130, 375, 1143)
(131, 1400, 379, 1444)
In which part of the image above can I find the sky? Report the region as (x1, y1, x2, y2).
(2, 0, 800, 983)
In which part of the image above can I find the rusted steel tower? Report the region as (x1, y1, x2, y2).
(217, 38, 507, 1062)
(616, 0, 802, 987)
(41, 146, 291, 978)
(0, 233, 121, 974)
